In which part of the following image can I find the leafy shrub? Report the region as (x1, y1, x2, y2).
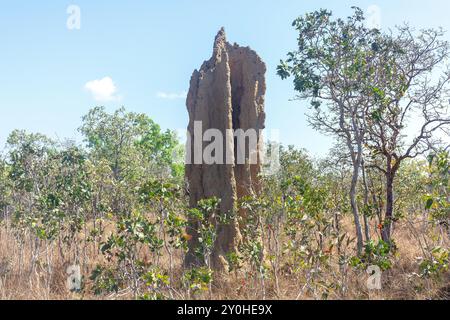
(350, 240, 395, 271)
(418, 246, 449, 278)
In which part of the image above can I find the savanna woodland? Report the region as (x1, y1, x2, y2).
(0, 7, 449, 300)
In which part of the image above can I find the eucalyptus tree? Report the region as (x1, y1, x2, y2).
(6, 130, 57, 232)
(363, 26, 450, 241)
(278, 7, 450, 247)
(0, 155, 12, 265)
(79, 107, 181, 214)
(277, 7, 384, 253)
(79, 107, 179, 181)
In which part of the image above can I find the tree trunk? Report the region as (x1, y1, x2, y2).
(361, 163, 371, 242)
(350, 162, 364, 255)
(382, 169, 395, 242)
(347, 126, 364, 255)
(350, 179, 364, 255)
(342, 106, 365, 255)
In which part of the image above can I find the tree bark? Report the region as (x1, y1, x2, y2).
(347, 115, 364, 256)
(382, 167, 395, 242)
(361, 163, 371, 242)
(350, 164, 364, 255)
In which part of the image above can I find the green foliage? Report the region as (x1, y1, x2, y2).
(350, 240, 395, 271)
(140, 268, 170, 300)
(425, 151, 450, 226)
(0, 105, 448, 300)
(0, 107, 186, 298)
(418, 247, 449, 278)
(101, 211, 163, 257)
(90, 265, 121, 295)
(4, 131, 92, 242)
(238, 196, 266, 275)
(0, 159, 11, 213)
(79, 106, 182, 181)
(183, 267, 213, 295)
(277, 7, 383, 109)
(94, 210, 166, 297)
(186, 198, 221, 266)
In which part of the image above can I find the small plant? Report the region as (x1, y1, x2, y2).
(350, 240, 395, 271)
(140, 268, 170, 300)
(90, 265, 121, 295)
(418, 246, 449, 278)
(186, 198, 220, 267)
(94, 210, 163, 297)
(239, 196, 268, 297)
(183, 267, 213, 297)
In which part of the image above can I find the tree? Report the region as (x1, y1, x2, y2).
(277, 7, 383, 253)
(0, 156, 11, 221)
(79, 107, 182, 214)
(79, 106, 180, 182)
(363, 26, 450, 241)
(278, 7, 450, 245)
(425, 150, 450, 235)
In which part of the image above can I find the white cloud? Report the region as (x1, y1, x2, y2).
(156, 91, 187, 100)
(85, 77, 121, 102)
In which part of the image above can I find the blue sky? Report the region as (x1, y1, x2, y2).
(1, 0, 450, 156)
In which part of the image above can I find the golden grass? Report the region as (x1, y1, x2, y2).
(0, 215, 448, 300)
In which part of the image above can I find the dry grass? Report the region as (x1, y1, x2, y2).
(0, 215, 448, 300)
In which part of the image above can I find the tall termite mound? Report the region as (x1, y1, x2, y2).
(185, 28, 266, 271)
